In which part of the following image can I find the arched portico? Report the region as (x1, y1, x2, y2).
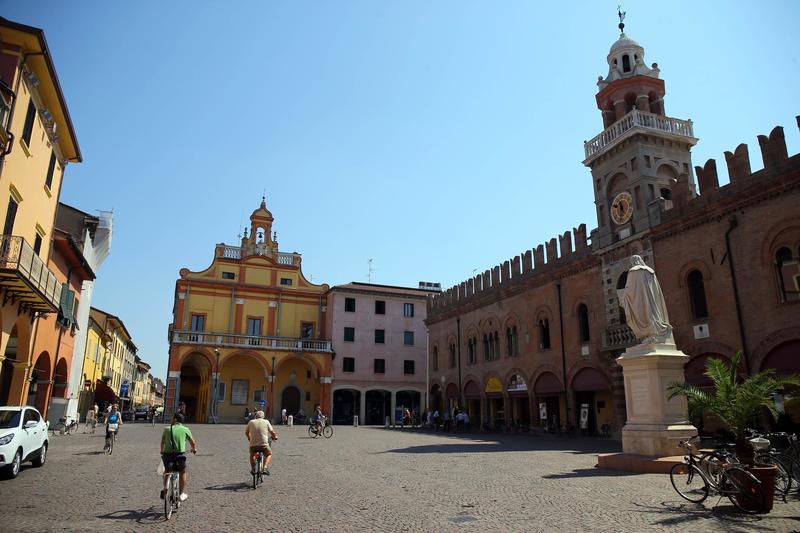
(180, 352, 212, 423)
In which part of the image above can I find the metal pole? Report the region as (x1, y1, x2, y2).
(271, 356, 276, 421)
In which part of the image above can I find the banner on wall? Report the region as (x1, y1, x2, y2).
(579, 403, 589, 430)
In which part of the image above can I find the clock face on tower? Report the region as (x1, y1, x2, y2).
(610, 192, 634, 225)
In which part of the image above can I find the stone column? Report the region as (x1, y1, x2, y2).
(390, 391, 397, 427)
(617, 343, 696, 456)
(503, 394, 511, 429)
(359, 391, 366, 425)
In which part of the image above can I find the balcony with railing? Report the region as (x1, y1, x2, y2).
(216, 244, 301, 266)
(171, 330, 333, 353)
(602, 323, 637, 351)
(584, 109, 697, 163)
(0, 235, 62, 313)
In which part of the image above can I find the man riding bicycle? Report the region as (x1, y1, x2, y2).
(160, 413, 198, 502)
(104, 403, 122, 450)
(245, 410, 277, 475)
(311, 404, 324, 433)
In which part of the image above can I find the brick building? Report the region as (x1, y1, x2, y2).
(426, 25, 800, 435)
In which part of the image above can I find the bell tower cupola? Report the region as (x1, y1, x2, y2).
(244, 196, 279, 255)
(584, 10, 698, 250)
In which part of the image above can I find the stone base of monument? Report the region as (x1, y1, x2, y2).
(598, 342, 697, 472)
(596, 452, 685, 474)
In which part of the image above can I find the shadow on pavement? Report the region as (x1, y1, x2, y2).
(542, 467, 636, 479)
(73, 451, 107, 456)
(628, 500, 797, 532)
(96, 506, 162, 524)
(204, 482, 250, 492)
(376, 428, 621, 455)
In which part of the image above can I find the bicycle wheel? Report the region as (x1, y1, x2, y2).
(308, 426, 317, 438)
(323, 425, 333, 438)
(52, 422, 66, 436)
(756, 453, 791, 500)
(107, 434, 114, 455)
(670, 463, 709, 503)
(780, 453, 800, 491)
(164, 474, 174, 520)
(253, 456, 261, 489)
(725, 466, 765, 514)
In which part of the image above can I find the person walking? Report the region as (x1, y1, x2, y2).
(84, 403, 98, 433)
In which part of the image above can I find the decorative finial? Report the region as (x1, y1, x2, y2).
(617, 5, 626, 34)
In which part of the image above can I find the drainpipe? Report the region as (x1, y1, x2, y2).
(556, 282, 569, 422)
(724, 216, 751, 375)
(456, 317, 463, 410)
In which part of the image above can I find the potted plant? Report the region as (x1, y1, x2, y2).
(667, 351, 800, 511)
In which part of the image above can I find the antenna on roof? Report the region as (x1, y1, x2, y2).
(367, 258, 374, 284)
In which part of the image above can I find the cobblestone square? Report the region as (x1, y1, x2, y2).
(2, 424, 800, 532)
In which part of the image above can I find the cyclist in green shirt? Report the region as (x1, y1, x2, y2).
(160, 413, 198, 502)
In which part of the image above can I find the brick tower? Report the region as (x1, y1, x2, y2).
(585, 16, 699, 336)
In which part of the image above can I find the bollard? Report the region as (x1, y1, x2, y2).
(385, 416, 390, 428)
(353, 415, 359, 428)
(287, 415, 293, 427)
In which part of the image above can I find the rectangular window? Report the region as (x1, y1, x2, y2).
(404, 360, 415, 375)
(344, 297, 355, 312)
(301, 322, 314, 339)
(404, 331, 414, 346)
(3, 196, 18, 236)
(343, 327, 355, 342)
(343, 357, 355, 373)
(44, 152, 56, 190)
(374, 358, 385, 374)
(374, 329, 385, 344)
(216, 381, 226, 401)
(190, 314, 205, 332)
(246, 318, 262, 345)
(375, 300, 385, 314)
(222, 271, 235, 280)
(21, 100, 35, 146)
(280, 277, 293, 286)
(403, 303, 414, 317)
(33, 233, 42, 255)
(230, 379, 248, 405)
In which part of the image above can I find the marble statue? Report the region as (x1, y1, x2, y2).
(617, 255, 673, 344)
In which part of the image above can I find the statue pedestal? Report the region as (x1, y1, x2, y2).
(617, 343, 697, 457)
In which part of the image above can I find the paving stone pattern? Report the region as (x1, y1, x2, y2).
(1, 424, 799, 532)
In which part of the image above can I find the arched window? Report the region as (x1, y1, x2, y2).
(578, 304, 590, 343)
(483, 334, 489, 361)
(622, 54, 631, 72)
(432, 346, 438, 371)
(512, 326, 519, 356)
(449, 343, 456, 368)
(506, 327, 513, 357)
(539, 319, 551, 350)
(687, 270, 709, 319)
(776, 247, 800, 302)
(494, 331, 500, 360)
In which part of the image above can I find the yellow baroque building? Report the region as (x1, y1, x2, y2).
(165, 198, 332, 423)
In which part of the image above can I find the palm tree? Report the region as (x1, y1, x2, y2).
(667, 351, 800, 465)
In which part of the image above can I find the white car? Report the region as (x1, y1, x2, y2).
(0, 406, 48, 479)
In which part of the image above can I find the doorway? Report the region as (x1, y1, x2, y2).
(281, 386, 301, 416)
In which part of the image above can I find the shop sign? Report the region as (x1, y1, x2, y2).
(507, 373, 527, 392)
(484, 377, 503, 393)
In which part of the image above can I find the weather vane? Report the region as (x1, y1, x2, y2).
(617, 5, 626, 34)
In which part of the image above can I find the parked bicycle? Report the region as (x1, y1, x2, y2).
(670, 436, 765, 514)
(308, 416, 333, 438)
(51, 416, 78, 436)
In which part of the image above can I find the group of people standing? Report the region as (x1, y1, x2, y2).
(421, 407, 471, 432)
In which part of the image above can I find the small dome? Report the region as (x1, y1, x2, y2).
(609, 33, 643, 55)
(251, 196, 273, 220)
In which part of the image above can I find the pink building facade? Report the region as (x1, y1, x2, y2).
(326, 283, 433, 425)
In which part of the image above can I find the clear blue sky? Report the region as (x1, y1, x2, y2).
(3, 1, 799, 380)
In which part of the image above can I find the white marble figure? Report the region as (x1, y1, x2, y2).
(617, 255, 674, 344)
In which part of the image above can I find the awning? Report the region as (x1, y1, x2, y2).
(571, 368, 609, 392)
(534, 372, 564, 395)
(464, 381, 481, 399)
